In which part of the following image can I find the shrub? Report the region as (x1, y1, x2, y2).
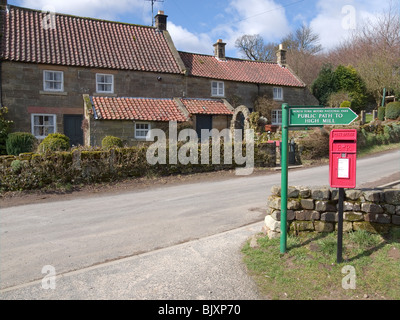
(38, 133, 70, 153)
(378, 107, 386, 121)
(385, 102, 400, 120)
(6, 132, 37, 155)
(340, 100, 351, 108)
(0, 107, 13, 155)
(102, 135, 123, 149)
(297, 128, 330, 160)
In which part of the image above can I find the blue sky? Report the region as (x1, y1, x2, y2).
(10, 0, 394, 58)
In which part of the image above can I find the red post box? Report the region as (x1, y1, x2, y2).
(329, 129, 357, 189)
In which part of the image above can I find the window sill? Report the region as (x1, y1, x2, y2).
(40, 91, 68, 96)
(93, 92, 117, 97)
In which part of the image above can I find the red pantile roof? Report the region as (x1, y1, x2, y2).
(2, 6, 182, 74)
(91, 97, 187, 122)
(180, 98, 233, 115)
(179, 52, 305, 87)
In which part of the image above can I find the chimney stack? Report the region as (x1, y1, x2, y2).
(213, 39, 226, 60)
(276, 43, 287, 66)
(155, 10, 167, 31)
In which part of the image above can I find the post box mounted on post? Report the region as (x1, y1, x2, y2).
(329, 129, 357, 263)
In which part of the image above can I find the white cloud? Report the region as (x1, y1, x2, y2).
(168, 21, 213, 55)
(310, 0, 393, 51)
(168, 0, 292, 57)
(225, 0, 291, 41)
(19, 0, 144, 21)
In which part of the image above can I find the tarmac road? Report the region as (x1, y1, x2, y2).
(0, 149, 399, 299)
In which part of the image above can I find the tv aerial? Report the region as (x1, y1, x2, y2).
(145, 0, 165, 26)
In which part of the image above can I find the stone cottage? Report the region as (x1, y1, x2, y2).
(0, 1, 318, 147)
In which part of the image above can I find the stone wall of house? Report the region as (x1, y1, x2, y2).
(184, 77, 319, 110)
(264, 185, 400, 239)
(2, 61, 186, 134)
(3, 61, 318, 141)
(86, 118, 195, 147)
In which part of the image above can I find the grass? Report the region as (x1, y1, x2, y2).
(242, 229, 400, 300)
(365, 113, 373, 123)
(357, 142, 400, 158)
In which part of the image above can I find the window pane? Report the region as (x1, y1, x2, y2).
(45, 72, 53, 81)
(218, 83, 224, 95)
(97, 75, 104, 83)
(104, 75, 112, 83)
(54, 72, 62, 81)
(45, 116, 54, 125)
(34, 126, 40, 136)
(104, 84, 112, 92)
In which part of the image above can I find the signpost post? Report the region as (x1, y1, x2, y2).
(280, 103, 289, 254)
(280, 106, 358, 255)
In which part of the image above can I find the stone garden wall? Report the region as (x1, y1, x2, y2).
(264, 185, 400, 239)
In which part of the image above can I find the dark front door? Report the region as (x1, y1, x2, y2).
(196, 115, 213, 140)
(64, 115, 83, 146)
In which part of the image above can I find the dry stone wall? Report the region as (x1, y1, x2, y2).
(264, 185, 400, 239)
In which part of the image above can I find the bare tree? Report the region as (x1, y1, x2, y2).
(235, 34, 276, 62)
(282, 23, 322, 55)
(348, 1, 399, 104)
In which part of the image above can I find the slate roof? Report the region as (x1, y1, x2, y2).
(180, 98, 233, 115)
(91, 97, 187, 122)
(1, 6, 182, 74)
(179, 52, 305, 87)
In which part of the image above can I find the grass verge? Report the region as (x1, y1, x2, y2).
(357, 142, 400, 158)
(242, 229, 400, 300)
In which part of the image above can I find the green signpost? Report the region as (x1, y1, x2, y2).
(280, 104, 358, 254)
(289, 107, 358, 126)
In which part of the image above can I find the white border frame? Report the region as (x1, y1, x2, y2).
(134, 122, 151, 140)
(211, 81, 225, 97)
(43, 70, 64, 92)
(31, 113, 57, 139)
(273, 86, 283, 101)
(96, 73, 114, 94)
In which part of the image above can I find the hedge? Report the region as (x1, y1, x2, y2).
(0, 141, 276, 192)
(386, 102, 400, 120)
(378, 107, 386, 121)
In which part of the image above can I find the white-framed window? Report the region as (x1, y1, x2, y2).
(211, 81, 224, 97)
(31, 114, 56, 139)
(96, 73, 114, 93)
(43, 70, 64, 92)
(135, 122, 151, 139)
(273, 87, 283, 100)
(271, 109, 282, 125)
